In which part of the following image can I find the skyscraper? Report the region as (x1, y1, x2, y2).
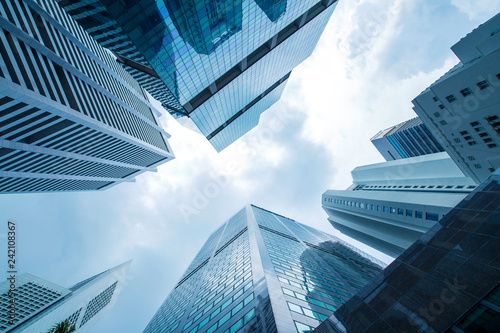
(323, 152, 476, 257)
(315, 169, 500, 333)
(143, 205, 384, 333)
(58, 0, 339, 151)
(0, 0, 174, 194)
(412, 12, 500, 184)
(370, 117, 444, 161)
(0, 261, 130, 332)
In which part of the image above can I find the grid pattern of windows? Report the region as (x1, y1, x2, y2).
(0, 282, 63, 330)
(324, 196, 443, 222)
(0, 0, 174, 193)
(144, 205, 382, 333)
(254, 205, 382, 331)
(58, 0, 337, 151)
(79, 281, 117, 327)
(63, 307, 82, 326)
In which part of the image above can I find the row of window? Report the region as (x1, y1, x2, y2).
(201, 295, 255, 333)
(263, 228, 368, 294)
(269, 252, 349, 292)
(355, 184, 475, 191)
(325, 198, 440, 221)
(266, 247, 353, 298)
(277, 275, 350, 302)
(287, 301, 329, 321)
(434, 75, 500, 150)
(263, 228, 364, 286)
(283, 287, 338, 312)
(206, 308, 256, 333)
(195, 256, 251, 309)
(189, 269, 252, 321)
(183, 281, 253, 333)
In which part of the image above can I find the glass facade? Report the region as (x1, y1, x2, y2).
(58, 0, 339, 151)
(315, 170, 500, 333)
(143, 205, 383, 333)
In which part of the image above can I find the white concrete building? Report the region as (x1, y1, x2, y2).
(322, 152, 476, 257)
(412, 13, 500, 184)
(0, 261, 130, 332)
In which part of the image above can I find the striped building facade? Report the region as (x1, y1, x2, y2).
(0, 0, 174, 194)
(370, 117, 445, 161)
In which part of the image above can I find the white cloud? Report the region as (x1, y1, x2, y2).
(451, 0, 500, 21)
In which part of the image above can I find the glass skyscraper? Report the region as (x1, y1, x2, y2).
(143, 205, 384, 333)
(58, 0, 339, 151)
(0, 261, 130, 332)
(0, 0, 174, 193)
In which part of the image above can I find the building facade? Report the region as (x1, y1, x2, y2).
(0, 261, 130, 333)
(322, 152, 476, 257)
(370, 117, 444, 161)
(143, 205, 384, 333)
(412, 12, 500, 184)
(0, 0, 174, 194)
(58, 0, 339, 151)
(315, 169, 500, 333)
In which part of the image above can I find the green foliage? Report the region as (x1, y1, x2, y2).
(47, 319, 76, 333)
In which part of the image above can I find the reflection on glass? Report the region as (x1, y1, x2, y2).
(165, 0, 243, 55)
(255, 0, 287, 22)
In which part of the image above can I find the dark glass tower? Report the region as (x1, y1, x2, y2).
(57, 0, 339, 151)
(143, 205, 383, 333)
(315, 169, 500, 333)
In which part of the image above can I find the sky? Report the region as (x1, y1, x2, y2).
(1, 0, 500, 332)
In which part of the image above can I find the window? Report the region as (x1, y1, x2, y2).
(432, 97, 439, 102)
(390, 207, 396, 214)
(460, 131, 468, 136)
(295, 321, 314, 333)
(468, 156, 476, 161)
(415, 211, 423, 219)
(484, 138, 493, 143)
(477, 80, 490, 90)
(454, 138, 461, 143)
(440, 120, 447, 125)
(479, 133, 488, 138)
(460, 88, 472, 97)
(397, 208, 404, 215)
(383, 206, 389, 213)
(470, 121, 480, 126)
(474, 127, 484, 132)
(426, 213, 439, 221)
(487, 115, 499, 122)
(439, 104, 445, 110)
(433, 112, 441, 117)
(497, 73, 500, 80)
(464, 136, 472, 140)
(406, 210, 413, 217)
(446, 95, 456, 103)
(377, 205, 382, 211)
(488, 143, 498, 148)
(474, 164, 482, 169)
(468, 141, 477, 146)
